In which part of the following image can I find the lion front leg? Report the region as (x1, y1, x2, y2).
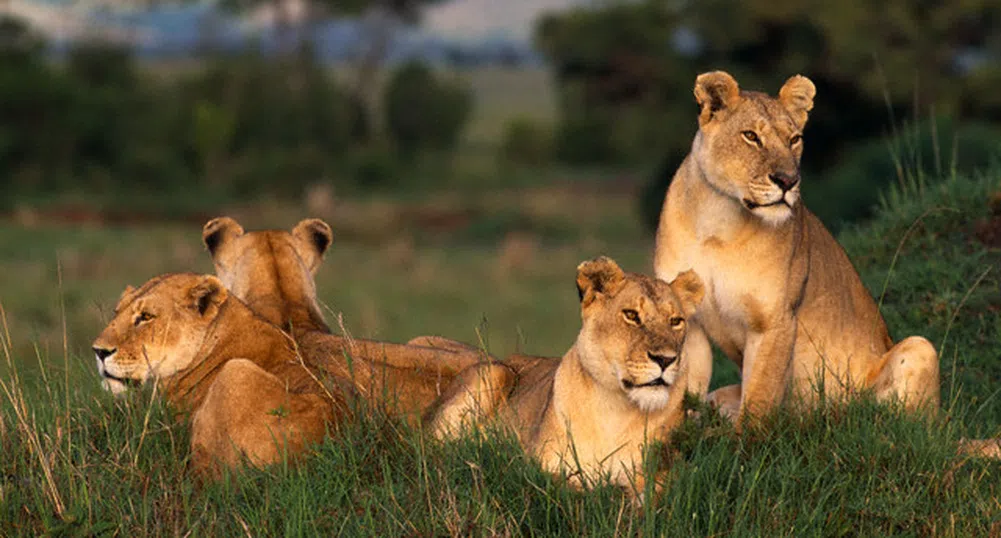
(683, 322, 713, 397)
(190, 359, 336, 479)
(737, 320, 796, 429)
(706, 384, 742, 421)
(868, 335, 940, 414)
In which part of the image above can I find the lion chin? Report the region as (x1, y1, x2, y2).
(101, 377, 130, 396)
(627, 385, 674, 412)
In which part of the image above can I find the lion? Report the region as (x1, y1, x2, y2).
(92, 273, 346, 476)
(91, 273, 492, 477)
(200, 216, 490, 413)
(426, 257, 705, 492)
(653, 70, 940, 426)
(202, 216, 332, 333)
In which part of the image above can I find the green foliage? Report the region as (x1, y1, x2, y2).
(840, 173, 1001, 432)
(499, 117, 552, 166)
(535, 0, 1001, 226)
(1, 172, 1000, 535)
(808, 118, 1001, 231)
(384, 61, 474, 157)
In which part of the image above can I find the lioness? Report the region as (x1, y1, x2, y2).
(202, 216, 332, 333)
(427, 257, 705, 491)
(200, 216, 491, 416)
(92, 273, 491, 476)
(92, 273, 346, 476)
(654, 70, 939, 425)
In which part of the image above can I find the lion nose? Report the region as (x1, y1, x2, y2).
(768, 171, 800, 192)
(93, 347, 116, 362)
(647, 351, 677, 370)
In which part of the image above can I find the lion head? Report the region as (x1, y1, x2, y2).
(691, 70, 816, 226)
(91, 274, 228, 395)
(201, 216, 333, 332)
(573, 257, 704, 412)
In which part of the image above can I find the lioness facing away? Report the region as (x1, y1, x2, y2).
(654, 70, 939, 425)
(427, 257, 705, 492)
(200, 216, 492, 419)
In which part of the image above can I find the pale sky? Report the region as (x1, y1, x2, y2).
(424, 0, 586, 41)
(3, 0, 590, 43)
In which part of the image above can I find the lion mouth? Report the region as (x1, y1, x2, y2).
(743, 199, 788, 210)
(102, 372, 141, 388)
(623, 378, 668, 389)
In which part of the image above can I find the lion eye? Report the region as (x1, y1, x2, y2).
(741, 130, 761, 146)
(622, 309, 641, 324)
(789, 134, 802, 146)
(669, 317, 685, 329)
(134, 311, 154, 326)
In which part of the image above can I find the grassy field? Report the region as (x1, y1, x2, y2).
(1, 167, 1000, 535)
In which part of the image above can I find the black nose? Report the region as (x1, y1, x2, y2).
(768, 172, 800, 191)
(93, 347, 116, 362)
(647, 351, 677, 369)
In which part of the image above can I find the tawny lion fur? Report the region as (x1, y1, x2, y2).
(653, 70, 940, 425)
(426, 257, 705, 492)
(91, 272, 490, 477)
(200, 216, 492, 417)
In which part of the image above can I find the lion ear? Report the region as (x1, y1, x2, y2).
(694, 71, 740, 126)
(115, 285, 137, 311)
(291, 218, 333, 270)
(778, 74, 816, 129)
(669, 269, 705, 317)
(202, 217, 245, 257)
(576, 256, 626, 307)
(187, 275, 227, 318)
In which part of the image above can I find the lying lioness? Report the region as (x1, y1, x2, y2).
(427, 257, 705, 491)
(654, 70, 939, 425)
(92, 273, 345, 476)
(91, 273, 491, 476)
(199, 216, 492, 418)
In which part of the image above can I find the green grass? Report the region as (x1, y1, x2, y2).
(1, 172, 1000, 535)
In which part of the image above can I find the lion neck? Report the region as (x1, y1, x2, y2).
(163, 299, 298, 412)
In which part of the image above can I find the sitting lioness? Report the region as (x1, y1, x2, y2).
(92, 273, 492, 476)
(654, 70, 939, 425)
(427, 257, 705, 492)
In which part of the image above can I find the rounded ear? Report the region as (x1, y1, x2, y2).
(694, 71, 740, 126)
(669, 269, 705, 317)
(778, 74, 816, 129)
(576, 256, 626, 307)
(114, 284, 137, 311)
(187, 275, 228, 318)
(202, 217, 244, 256)
(291, 218, 333, 260)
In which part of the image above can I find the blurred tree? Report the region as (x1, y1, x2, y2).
(211, 0, 449, 138)
(537, 0, 1001, 229)
(383, 60, 472, 157)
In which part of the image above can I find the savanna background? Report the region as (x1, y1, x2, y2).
(1, 0, 1000, 535)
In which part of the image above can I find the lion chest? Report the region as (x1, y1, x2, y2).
(688, 239, 788, 362)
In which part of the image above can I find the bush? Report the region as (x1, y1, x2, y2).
(499, 117, 552, 165)
(383, 61, 473, 157)
(807, 118, 1001, 230)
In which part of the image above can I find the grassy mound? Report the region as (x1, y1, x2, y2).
(2, 173, 999, 535)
